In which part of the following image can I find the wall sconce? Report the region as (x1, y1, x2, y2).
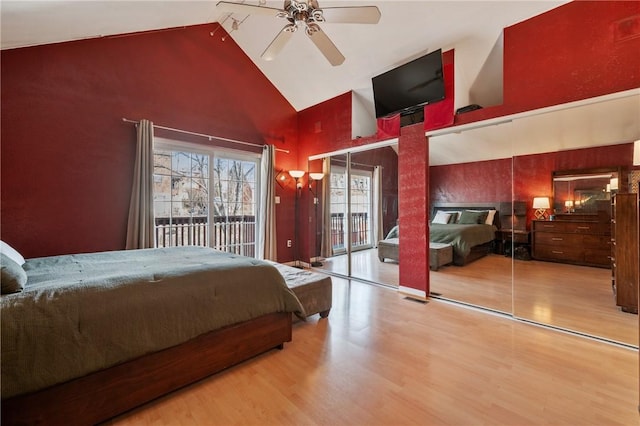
(564, 200, 574, 213)
(533, 197, 550, 220)
(308, 172, 324, 267)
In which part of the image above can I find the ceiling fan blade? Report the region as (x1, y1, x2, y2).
(307, 24, 345, 66)
(262, 25, 296, 61)
(320, 6, 381, 24)
(216, 1, 282, 17)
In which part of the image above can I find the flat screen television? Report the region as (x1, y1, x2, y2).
(372, 49, 445, 118)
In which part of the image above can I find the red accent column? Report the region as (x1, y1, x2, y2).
(398, 123, 429, 298)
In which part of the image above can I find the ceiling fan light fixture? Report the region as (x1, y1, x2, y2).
(216, 0, 380, 66)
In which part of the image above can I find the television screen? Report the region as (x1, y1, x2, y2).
(372, 49, 445, 118)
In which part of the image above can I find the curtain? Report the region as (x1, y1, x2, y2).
(126, 119, 155, 249)
(258, 144, 277, 260)
(320, 157, 332, 258)
(373, 165, 384, 245)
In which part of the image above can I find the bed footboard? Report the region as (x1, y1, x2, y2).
(1, 312, 292, 426)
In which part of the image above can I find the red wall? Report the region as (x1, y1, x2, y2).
(398, 124, 429, 295)
(455, 0, 640, 125)
(1, 24, 300, 260)
(430, 158, 513, 204)
(432, 143, 633, 228)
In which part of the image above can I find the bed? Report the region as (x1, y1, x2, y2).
(377, 203, 500, 266)
(0, 244, 304, 425)
(377, 225, 399, 262)
(430, 203, 500, 266)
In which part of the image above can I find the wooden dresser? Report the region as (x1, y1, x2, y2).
(611, 193, 638, 314)
(532, 214, 611, 268)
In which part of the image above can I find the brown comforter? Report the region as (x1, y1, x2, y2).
(1, 246, 304, 398)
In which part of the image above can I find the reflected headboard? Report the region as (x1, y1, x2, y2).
(431, 202, 502, 229)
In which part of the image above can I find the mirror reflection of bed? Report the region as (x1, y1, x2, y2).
(426, 202, 512, 313)
(428, 91, 639, 347)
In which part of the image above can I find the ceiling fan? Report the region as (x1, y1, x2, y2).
(216, 0, 381, 66)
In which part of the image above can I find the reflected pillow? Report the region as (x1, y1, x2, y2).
(432, 211, 452, 225)
(459, 210, 488, 224)
(442, 211, 459, 223)
(0, 240, 25, 266)
(1, 253, 27, 294)
(484, 210, 497, 225)
(386, 225, 399, 239)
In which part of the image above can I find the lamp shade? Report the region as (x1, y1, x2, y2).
(309, 172, 324, 181)
(634, 140, 640, 166)
(564, 200, 574, 208)
(289, 170, 305, 179)
(532, 197, 550, 209)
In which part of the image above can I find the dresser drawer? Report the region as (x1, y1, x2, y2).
(583, 234, 611, 248)
(584, 249, 611, 267)
(534, 232, 582, 246)
(533, 221, 609, 234)
(533, 244, 583, 263)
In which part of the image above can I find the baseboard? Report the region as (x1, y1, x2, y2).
(398, 286, 427, 301)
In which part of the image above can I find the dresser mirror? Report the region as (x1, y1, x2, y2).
(552, 168, 619, 215)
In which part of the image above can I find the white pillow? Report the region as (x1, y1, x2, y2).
(485, 210, 497, 225)
(432, 211, 452, 224)
(0, 240, 25, 266)
(443, 211, 460, 223)
(465, 209, 497, 225)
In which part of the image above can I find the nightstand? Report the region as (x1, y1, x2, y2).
(497, 229, 530, 258)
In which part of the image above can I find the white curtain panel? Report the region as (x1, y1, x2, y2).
(125, 119, 155, 249)
(258, 144, 277, 260)
(373, 165, 384, 246)
(320, 157, 332, 258)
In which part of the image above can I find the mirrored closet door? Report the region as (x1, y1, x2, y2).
(308, 142, 399, 288)
(428, 89, 639, 347)
(428, 122, 514, 314)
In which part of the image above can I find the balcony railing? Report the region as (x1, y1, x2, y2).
(330, 212, 370, 251)
(155, 215, 256, 257)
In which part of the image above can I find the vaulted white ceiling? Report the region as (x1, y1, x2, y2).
(1, 1, 567, 112)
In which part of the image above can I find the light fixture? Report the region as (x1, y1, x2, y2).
(634, 140, 640, 166)
(288, 170, 305, 267)
(533, 197, 550, 220)
(308, 172, 324, 267)
(289, 170, 305, 189)
(610, 177, 619, 192)
(564, 200, 574, 213)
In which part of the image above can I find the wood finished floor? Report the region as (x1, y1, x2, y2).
(318, 249, 638, 346)
(108, 277, 638, 425)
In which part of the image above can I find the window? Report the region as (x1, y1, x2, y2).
(329, 166, 373, 253)
(153, 139, 260, 257)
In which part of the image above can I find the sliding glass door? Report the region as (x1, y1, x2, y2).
(153, 138, 260, 256)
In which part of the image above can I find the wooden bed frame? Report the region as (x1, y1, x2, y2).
(1, 312, 292, 425)
(431, 202, 502, 266)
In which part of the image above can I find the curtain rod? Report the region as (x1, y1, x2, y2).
(122, 118, 289, 154)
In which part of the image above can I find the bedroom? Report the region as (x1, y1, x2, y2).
(1, 0, 639, 424)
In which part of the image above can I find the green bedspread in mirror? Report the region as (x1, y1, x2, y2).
(429, 224, 497, 258)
